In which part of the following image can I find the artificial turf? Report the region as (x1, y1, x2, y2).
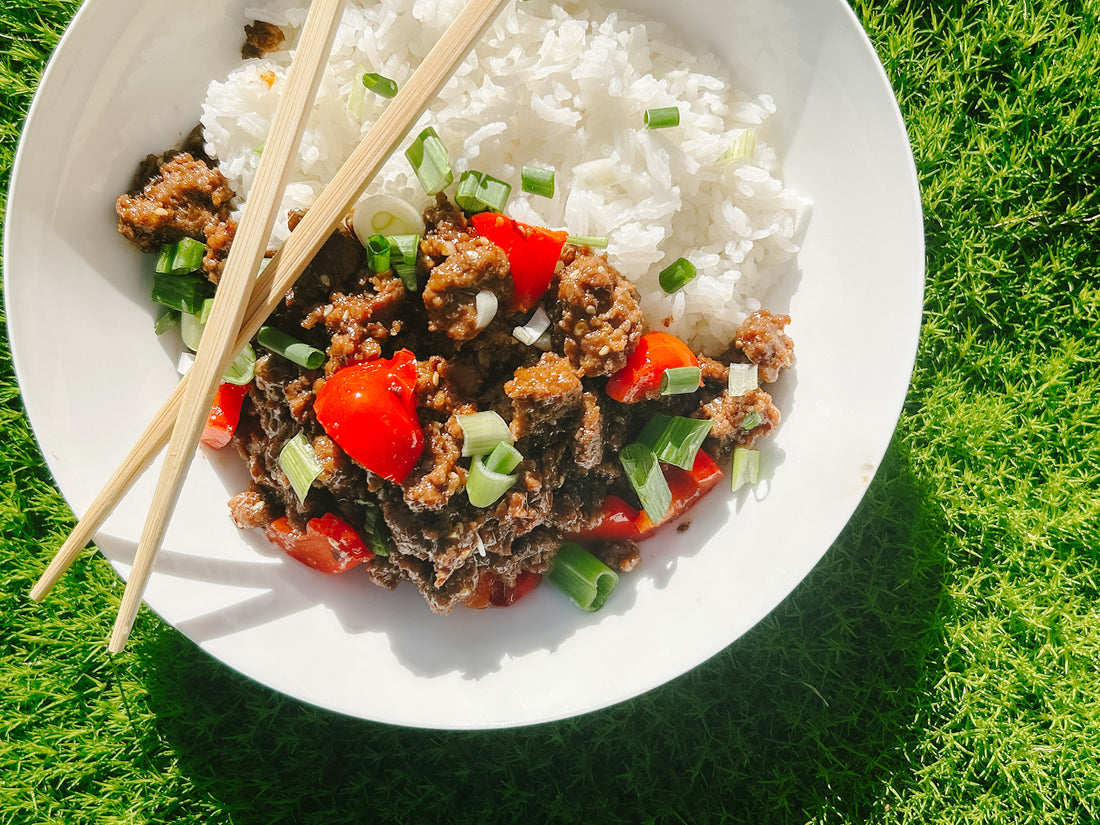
(3, 0, 1100, 822)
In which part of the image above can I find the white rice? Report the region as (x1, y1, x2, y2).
(200, 0, 808, 354)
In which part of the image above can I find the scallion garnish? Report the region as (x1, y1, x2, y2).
(180, 298, 213, 351)
(151, 271, 213, 315)
(154, 306, 180, 336)
(547, 542, 619, 612)
(367, 234, 391, 274)
(565, 234, 609, 249)
(659, 366, 702, 396)
(387, 233, 420, 291)
(512, 306, 551, 348)
(731, 447, 760, 492)
(658, 257, 697, 293)
(635, 414, 713, 471)
(475, 290, 498, 331)
(466, 444, 522, 508)
(362, 497, 389, 557)
(727, 363, 758, 396)
(180, 298, 254, 383)
(718, 128, 758, 164)
(222, 343, 256, 386)
(521, 164, 555, 198)
(619, 442, 672, 521)
(644, 106, 680, 130)
(741, 410, 763, 431)
(484, 440, 522, 475)
(454, 169, 511, 214)
(154, 238, 206, 275)
(362, 71, 398, 99)
(456, 411, 513, 457)
(257, 325, 325, 370)
(279, 431, 323, 503)
(405, 127, 453, 195)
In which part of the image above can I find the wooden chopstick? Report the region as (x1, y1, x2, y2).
(104, 0, 348, 653)
(31, 0, 511, 638)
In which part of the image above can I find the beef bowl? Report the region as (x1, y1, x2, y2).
(4, 0, 923, 728)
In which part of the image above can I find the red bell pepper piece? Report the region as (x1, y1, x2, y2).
(465, 569, 542, 608)
(314, 350, 424, 484)
(263, 512, 372, 574)
(573, 495, 644, 541)
(200, 382, 251, 449)
(469, 211, 568, 311)
(634, 450, 724, 536)
(605, 331, 700, 403)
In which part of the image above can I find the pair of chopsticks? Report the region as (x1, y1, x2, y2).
(29, 0, 511, 652)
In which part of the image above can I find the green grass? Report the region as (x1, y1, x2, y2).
(4, 0, 1100, 822)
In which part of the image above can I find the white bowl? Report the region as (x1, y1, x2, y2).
(4, 0, 923, 728)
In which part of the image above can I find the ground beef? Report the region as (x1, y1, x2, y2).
(696, 387, 781, 462)
(552, 251, 645, 377)
(421, 235, 512, 341)
(115, 151, 236, 281)
(118, 148, 795, 613)
(735, 309, 795, 383)
(505, 352, 583, 442)
(242, 20, 285, 59)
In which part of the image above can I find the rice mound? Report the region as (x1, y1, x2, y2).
(200, 0, 807, 354)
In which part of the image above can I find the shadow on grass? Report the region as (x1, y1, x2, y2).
(133, 433, 946, 824)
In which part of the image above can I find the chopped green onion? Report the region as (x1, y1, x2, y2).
(154, 306, 180, 336)
(659, 366, 702, 396)
(455, 169, 511, 214)
(619, 442, 672, 521)
(484, 440, 523, 475)
(456, 411, 513, 457)
(155, 238, 206, 274)
(366, 234, 391, 274)
(741, 410, 763, 430)
(547, 542, 619, 612)
(405, 127, 453, 196)
(222, 343, 256, 386)
(362, 71, 398, 99)
(257, 325, 325, 370)
(180, 298, 255, 383)
(512, 306, 551, 348)
(635, 414, 713, 471)
(347, 66, 368, 118)
(467, 451, 519, 508)
(658, 257, 697, 293)
(521, 164, 555, 198)
(279, 431, 323, 503)
(180, 297, 214, 351)
(718, 128, 758, 164)
(727, 363, 758, 396)
(151, 271, 213, 315)
(387, 233, 420, 291)
(565, 234, 609, 249)
(731, 447, 760, 492)
(361, 497, 389, 557)
(644, 106, 680, 129)
(475, 290, 498, 331)
(352, 194, 423, 245)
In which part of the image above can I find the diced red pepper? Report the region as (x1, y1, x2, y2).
(464, 569, 542, 608)
(605, 331, 700, 403)
(469, 211, 568, 311)
(634, 450, 724, 536)
(573, 495, 644, 541)
(313, 350, 423, 484)
(200, 382, 251, 449)
(263, 512, 372, 574)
